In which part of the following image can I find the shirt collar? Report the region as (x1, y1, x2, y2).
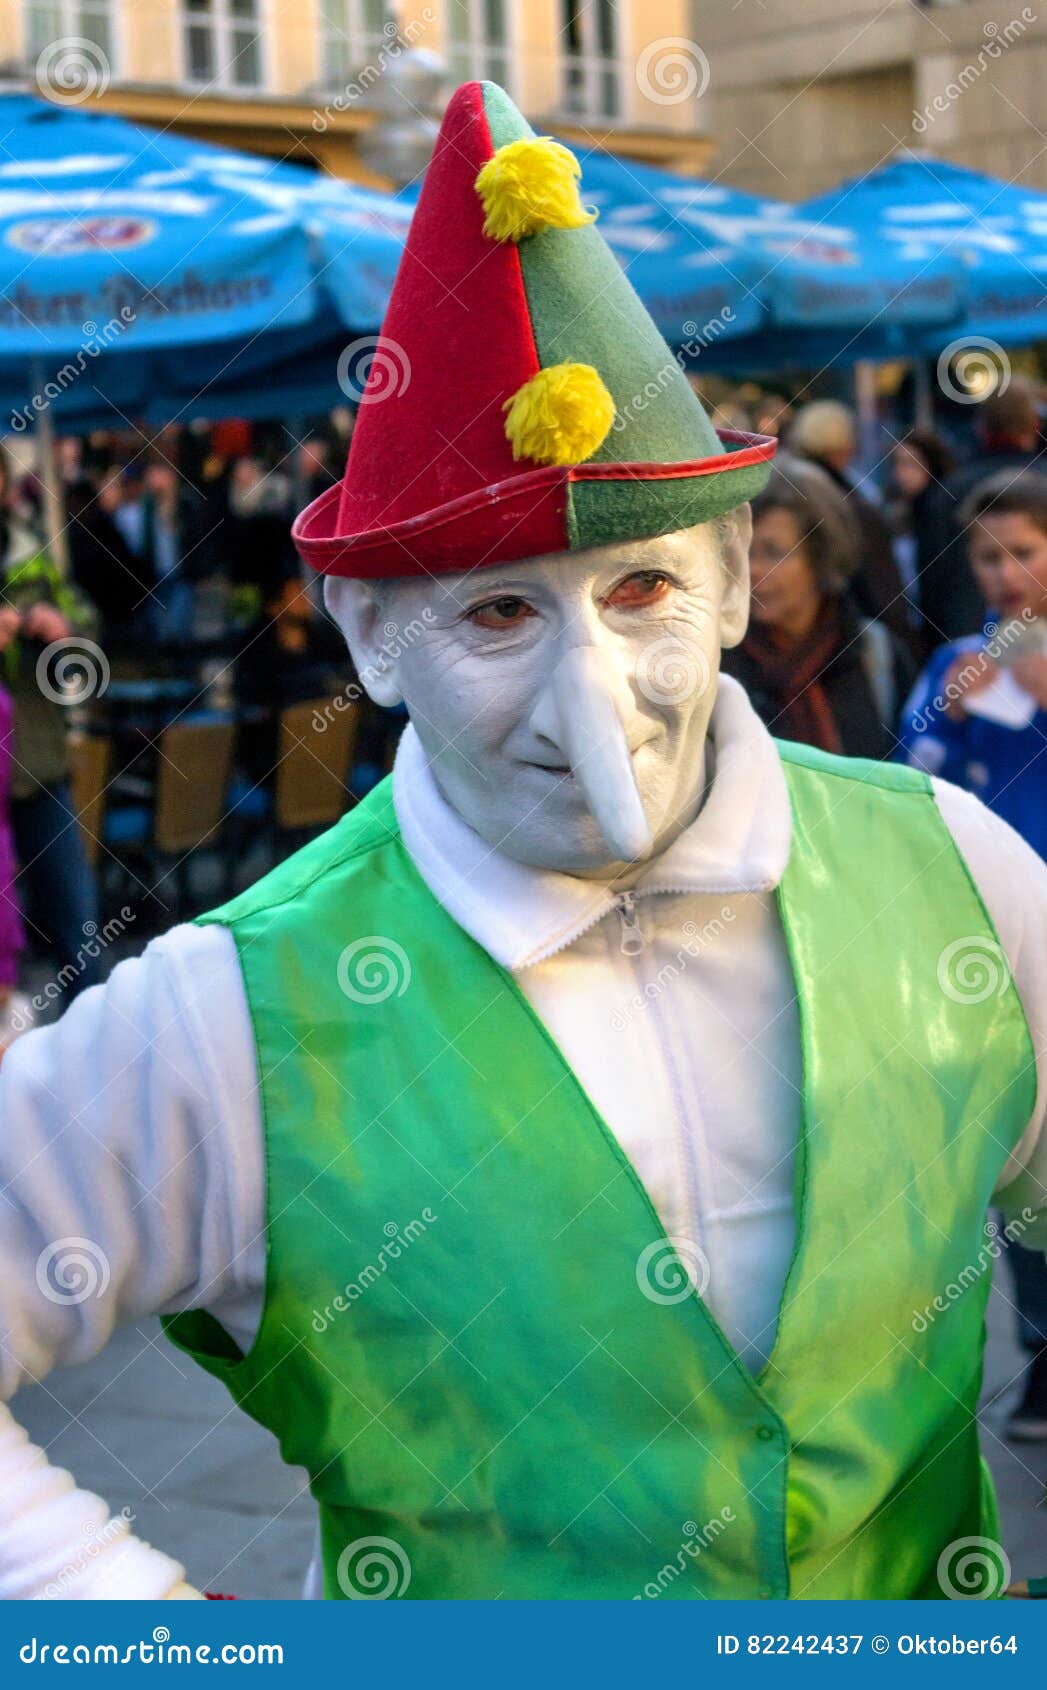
(392, 673, 792, 971)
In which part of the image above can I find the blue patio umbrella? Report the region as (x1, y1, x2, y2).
(561, 145, 964, 364)
(0, 90, 412, 431)
(801, 154, 1047, 351)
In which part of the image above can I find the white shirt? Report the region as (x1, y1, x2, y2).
(1, 676, 1046, 1599)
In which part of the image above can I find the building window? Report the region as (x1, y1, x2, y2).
(24, 0, 115, 75)
(318, 0, 394, 90)
(561, 0, 620, 121)
(182, 0, 265, 93)
(446, 0, 510, 93)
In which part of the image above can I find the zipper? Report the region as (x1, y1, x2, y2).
(613, 889, 708, 1281)
(614, 890, 646, 955)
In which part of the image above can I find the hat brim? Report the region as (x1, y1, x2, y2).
(293, 429, 776, 580)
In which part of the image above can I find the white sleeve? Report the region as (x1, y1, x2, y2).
(0, 921, 265, 1599)
(931, 777, 1047, 1244)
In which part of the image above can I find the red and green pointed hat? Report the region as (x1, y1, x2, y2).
(293, 80, 776, 580)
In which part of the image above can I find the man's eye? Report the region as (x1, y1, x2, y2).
(468, 596, 535, 629)
(606, 572, 672, 609)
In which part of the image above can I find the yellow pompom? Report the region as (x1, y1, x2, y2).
(476, 137, 595, 243)
(503, 363, 616, 467)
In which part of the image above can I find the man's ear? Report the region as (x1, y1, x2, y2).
(718, 503, 751, 650)
(323, 577, 405, 708)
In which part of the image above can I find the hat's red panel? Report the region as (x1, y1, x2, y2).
(297, 465, 571, 580)
(335, 82, 539, 539)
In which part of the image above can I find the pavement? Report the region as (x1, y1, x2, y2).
(14, 1272, 1047, 1599)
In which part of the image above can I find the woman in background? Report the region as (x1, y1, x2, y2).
(886, 428, 955, 656)
(723, 455, 915, 759)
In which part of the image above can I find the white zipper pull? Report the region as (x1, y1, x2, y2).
(615, 891, 645, 956)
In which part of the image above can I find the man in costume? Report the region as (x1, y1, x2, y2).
(1, 82, 1046, 1601)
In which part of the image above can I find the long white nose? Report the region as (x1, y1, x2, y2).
(540, 645, 654, 862)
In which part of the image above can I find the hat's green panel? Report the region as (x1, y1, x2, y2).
(520, 227, 721, 468)
(569, 457, 773, 553)
(480, 82, 722, 471)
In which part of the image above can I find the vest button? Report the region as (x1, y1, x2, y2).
(756, 1425, 776, 1441)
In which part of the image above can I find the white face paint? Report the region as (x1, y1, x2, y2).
(327, 515, 750, 879)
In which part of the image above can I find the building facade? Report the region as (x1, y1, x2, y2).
(693, 0, 1047, 199)
(0, 0, 717, 182)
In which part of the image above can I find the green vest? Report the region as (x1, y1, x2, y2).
(166, 744, 1035, 1600)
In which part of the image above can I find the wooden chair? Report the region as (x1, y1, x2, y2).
(104, 717, 234, 921)
(68, 733, 111, 867)
(274, 697, 360, 835)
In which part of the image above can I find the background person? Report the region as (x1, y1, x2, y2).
(0, 449, 102, 998)
(899, 467, 1047, 1436)
(885, 428, 955, 654)
(919, 379, 1046, 643)
(722, 456, 915, 758)
(788, 399, 911, 646)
